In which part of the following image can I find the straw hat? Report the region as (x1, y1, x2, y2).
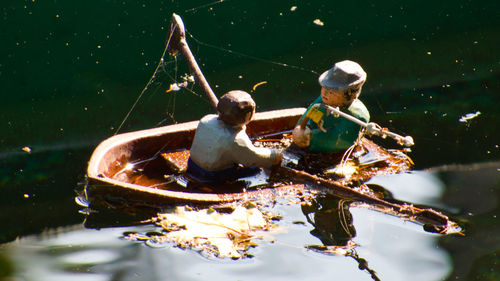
(318, 60, 366, 90)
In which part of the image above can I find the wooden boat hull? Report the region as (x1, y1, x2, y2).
(85, 108, 308, 207)
(85, 107, 412, 209)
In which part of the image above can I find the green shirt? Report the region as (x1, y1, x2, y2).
(298, 96, 370, 152)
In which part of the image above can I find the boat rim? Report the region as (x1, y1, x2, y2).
(86, 107, 307, 203)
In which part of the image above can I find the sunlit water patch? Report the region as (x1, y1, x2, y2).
(351, 207, 451, 281)
(2, 162, 498, 281)
(367, 170, 451, 210)
(3, 194, 455, 281)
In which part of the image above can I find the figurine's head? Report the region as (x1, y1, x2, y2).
(318, 60, 366, 107)
(217, 90, 256, 127)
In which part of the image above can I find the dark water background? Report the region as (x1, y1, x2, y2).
(1, 0, 499, 280)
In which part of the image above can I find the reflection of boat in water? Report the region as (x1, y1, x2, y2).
(302, 194, 356, 247)
(84, 106, 412, 209)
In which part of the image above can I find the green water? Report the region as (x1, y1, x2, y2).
(1, 0, 499, 280)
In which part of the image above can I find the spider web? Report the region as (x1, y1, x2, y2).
(113, 13, 317, 136)
(113, 31, 203, 135)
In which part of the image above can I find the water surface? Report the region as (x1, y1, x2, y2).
(1, 1, 499, 280)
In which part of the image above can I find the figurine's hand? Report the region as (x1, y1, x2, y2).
(272, 150, 283, 166)
(292, 125, 311, 148)
(365, 122, 381, 136)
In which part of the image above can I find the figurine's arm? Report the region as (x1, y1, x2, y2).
(232, 132, 282, 168)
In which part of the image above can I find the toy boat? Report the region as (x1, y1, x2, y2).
(81, 14, 460, 233)
(85, 106, 413, 209)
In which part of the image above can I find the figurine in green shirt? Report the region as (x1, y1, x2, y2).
(292, 60, 370, 152)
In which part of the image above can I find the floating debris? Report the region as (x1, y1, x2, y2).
(127, 203, 276, 259)
(252, 81, 267, 91)
(313, 19, 324, 26)
(165, 74, 194, 93)
(290, 6, 297, 12)
(323, 161, 357, 178)
(21, 146, 31, 153)
(165, 82, 186, 93)
(306, 241, 357, 256)
(459, 111, 481, 122)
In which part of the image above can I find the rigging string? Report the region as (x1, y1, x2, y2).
(113, 25, 198, 134)
(113, 27, 176, 135)
(184, 0, 229, 13)
(185, 30, 320, 76)
(337, 199, 353, 237)
(114, 23, 319, 135)
(157, 55, 178, 127)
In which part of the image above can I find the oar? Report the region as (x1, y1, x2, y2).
(166, 14, 454, 230)
(274, 167, 452, 229)
(299, 104, 414, 147)
(167, 13, 219, 110)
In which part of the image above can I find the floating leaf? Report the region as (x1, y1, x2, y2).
(151, 204, 273, 258)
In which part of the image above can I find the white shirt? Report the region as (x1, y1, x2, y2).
(189, 114, 280, 171)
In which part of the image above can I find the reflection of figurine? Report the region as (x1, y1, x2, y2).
(187, 90, 282, 182)
(301, 194, 356, 246)
(293, 60, 370, 152)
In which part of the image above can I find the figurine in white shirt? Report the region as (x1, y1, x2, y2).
(188, 90, 282, 182)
